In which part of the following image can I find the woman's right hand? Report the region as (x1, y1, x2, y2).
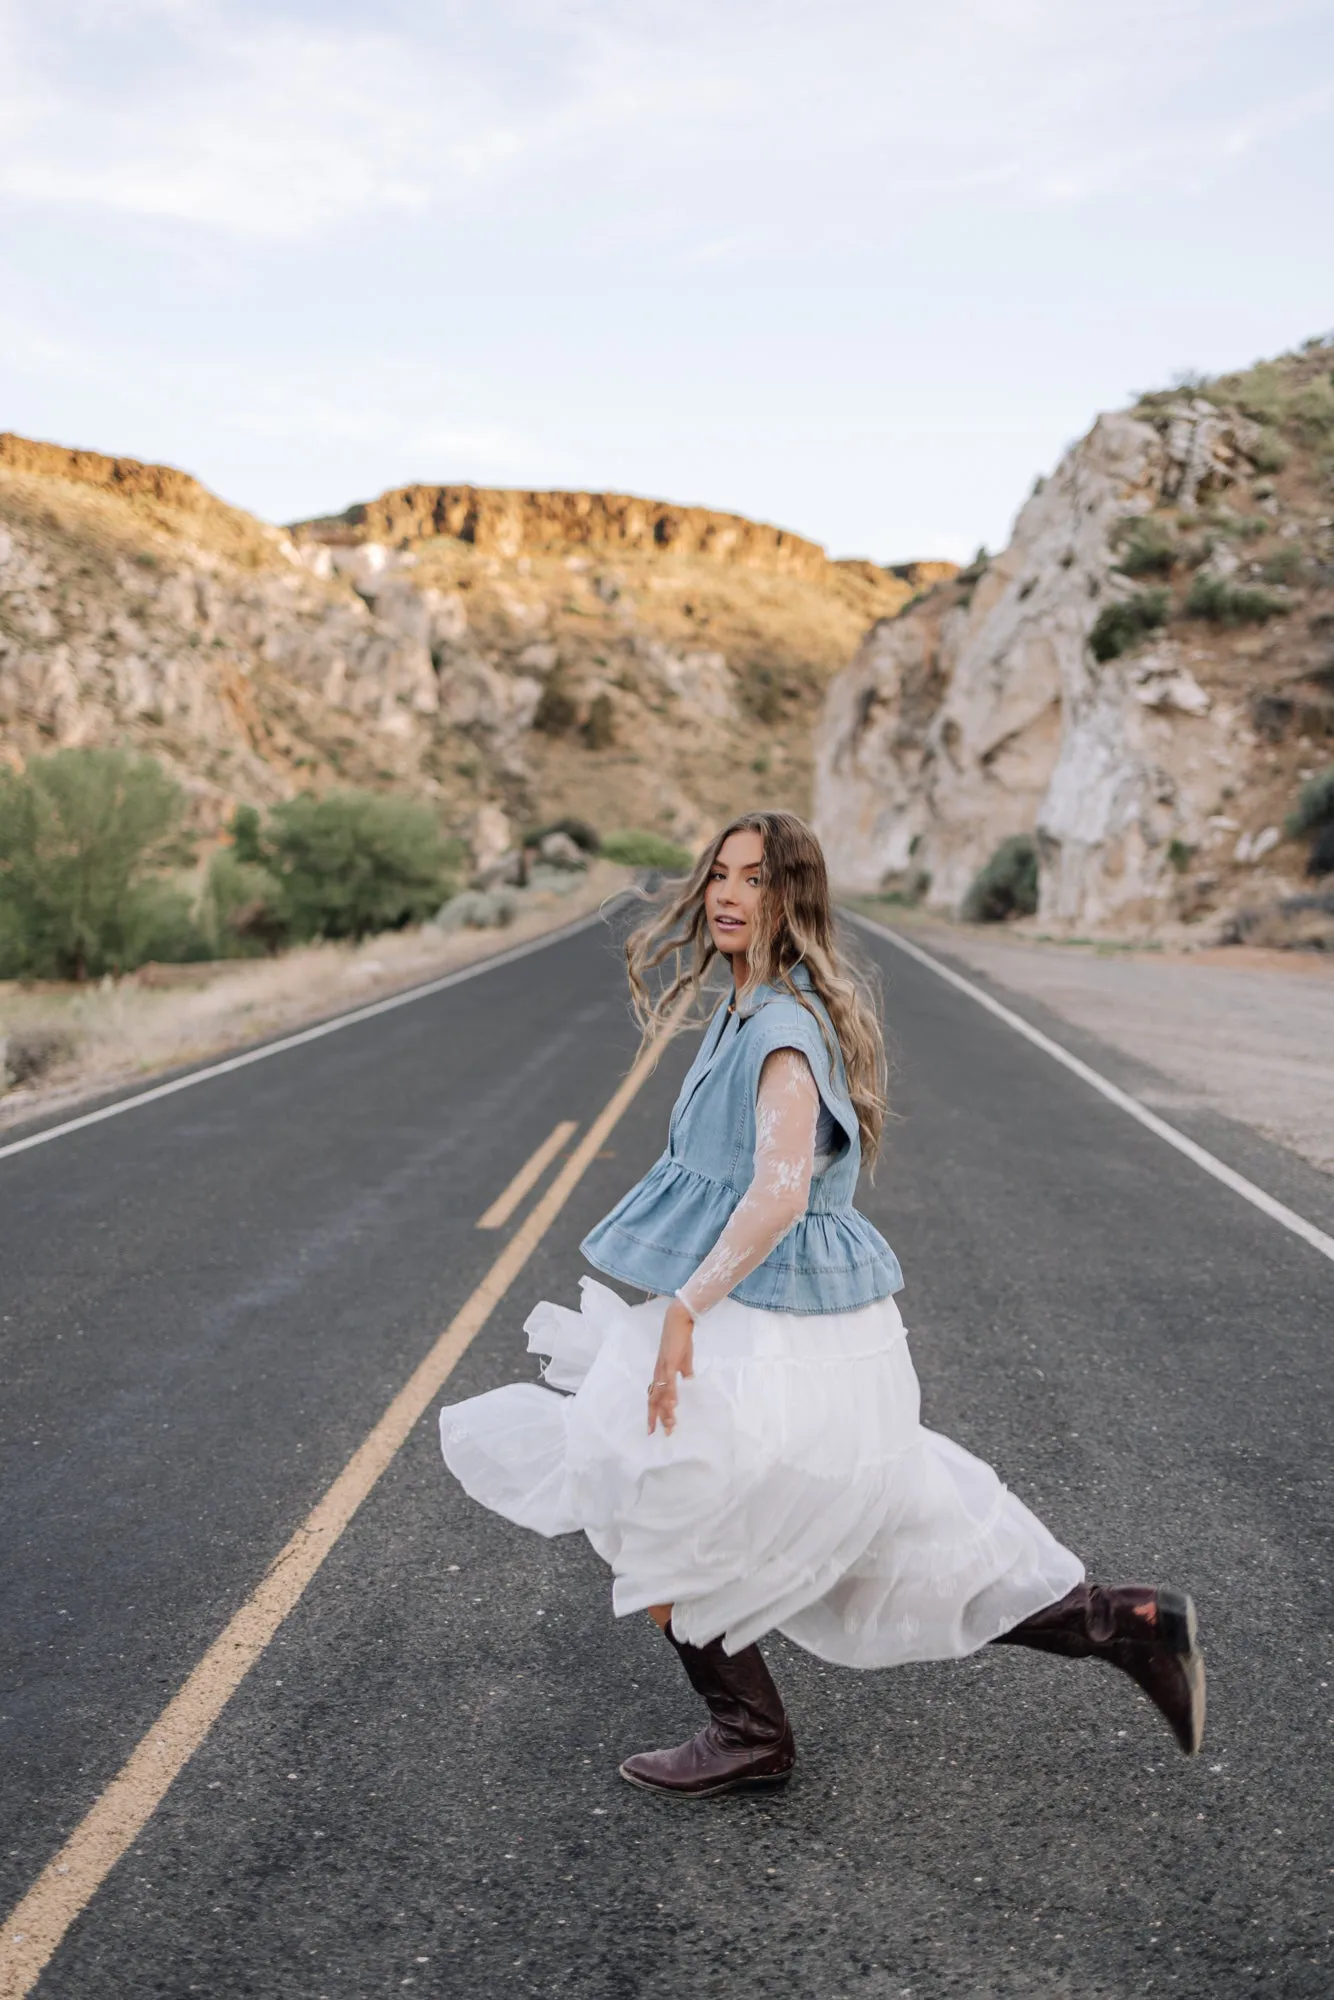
(647, 1298, 695, 1435)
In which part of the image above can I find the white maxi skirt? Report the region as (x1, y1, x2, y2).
(439, 1277, 1083, 1666)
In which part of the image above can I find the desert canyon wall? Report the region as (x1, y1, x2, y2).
(0, 438, 941, 862)
(815, 341, 1334, 933)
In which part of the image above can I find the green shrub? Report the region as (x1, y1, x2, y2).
(1089, 590, 1169, 661)
(1260, 546, 1304, 585)
(1206, 512, 1268, 539)
(229, 803, 265, 865)
(1248, 429, 1291, 474)
(1185, 575, 1290, 625)
(204, 850, 289, 956)
(1286, 758, 1334, 876)
(1286, 765, 1334, 838)
(600, 829, 695, 871)
(1207, 361, 1288, 426)
(1113, 516, 1176, 577)
(1309, 823, 1334, 877)
(0, 748, 193, 979)
(121, 877, 211, 966)
(266, 789, 458, 941)
(1288, 374, 1334, 442)
(961, 834, 1039, 923)
(1167, 838, 1196, 874)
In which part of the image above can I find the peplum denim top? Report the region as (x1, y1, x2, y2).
(580, 963, 903, 1314)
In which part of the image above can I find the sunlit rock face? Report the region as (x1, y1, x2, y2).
(815, 366, 1331, 934)
(0, 433, 943, 863)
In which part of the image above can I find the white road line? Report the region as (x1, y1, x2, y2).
(476, 1120, 578, 1228)
(0, 905, 618, 1167)
(0, 996, 689, 1999)
(843, 907, 1334, 1269)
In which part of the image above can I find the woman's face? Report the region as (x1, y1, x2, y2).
(705, 828, 765, 966)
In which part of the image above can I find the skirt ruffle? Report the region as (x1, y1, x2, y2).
(439, 1277, 1083, 1666)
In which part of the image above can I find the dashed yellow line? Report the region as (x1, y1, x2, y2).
(476, 1120, 578, 1228)
(0, 1009, 684, 1998)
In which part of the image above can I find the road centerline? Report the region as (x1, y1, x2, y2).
(843, 906, 1334, 1269)
(0, 1001, 686, 2000)
(477, 1120, 579, 1229)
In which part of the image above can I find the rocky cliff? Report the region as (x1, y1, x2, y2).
(0, 438, 945, 864)
(815, 340, 1334, 935)
(293, 484, 838, 580)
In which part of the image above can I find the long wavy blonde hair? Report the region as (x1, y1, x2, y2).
(624, 810, 888, 1163)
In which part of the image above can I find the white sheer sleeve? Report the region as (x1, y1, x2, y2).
(676, 1047, 819, 1318)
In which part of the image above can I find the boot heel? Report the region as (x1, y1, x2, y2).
(1156, 1588, 1197, 1654)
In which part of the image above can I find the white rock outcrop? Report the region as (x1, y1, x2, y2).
(814, 399, 1296, 930)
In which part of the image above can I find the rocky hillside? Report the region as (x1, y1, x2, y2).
(0, 436, 946, 865)
(814, 339, 1334, 937)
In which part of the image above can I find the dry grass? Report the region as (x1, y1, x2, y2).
(0, 861, 631, 1133)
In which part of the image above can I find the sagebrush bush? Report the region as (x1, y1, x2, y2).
(600, 829, 694, 871)
(961, 834, 1039, 923)
(1260, 546, 1304, 585)
(2, 1022, 78, 1087)
(1207, 513, 1268, 539)
(266, 790, 459, 941)
(1089, 590, 1169, 661)
(0, 748, 200, 979)
(1185, 575, 1290, 625)
(1288, 374, 1334, 442)
(1249, 429, 1291, 474)
(1113, 516, 1176, 577)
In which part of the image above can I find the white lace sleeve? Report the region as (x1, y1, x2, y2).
(676, 1047, 819, 1317)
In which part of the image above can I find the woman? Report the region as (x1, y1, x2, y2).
(440, 810, 1205, 1798)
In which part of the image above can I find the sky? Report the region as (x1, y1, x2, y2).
(1, 1, 1332, 562)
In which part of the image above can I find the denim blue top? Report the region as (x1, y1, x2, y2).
(580, 963, 903, 1314)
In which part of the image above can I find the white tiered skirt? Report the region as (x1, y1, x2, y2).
(439, 1278, 1083, 1665)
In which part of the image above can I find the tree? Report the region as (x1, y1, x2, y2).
(0, 749, 189, 978)
(265, 789, 456, 941)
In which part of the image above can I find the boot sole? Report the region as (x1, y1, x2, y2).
(1157, 1588, 1206, 1755)
(1156, 1587, 1197, 1655)
(617, 1761, 794, 1800)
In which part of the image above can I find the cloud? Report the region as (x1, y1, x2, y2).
(0, 0, 1328, 245)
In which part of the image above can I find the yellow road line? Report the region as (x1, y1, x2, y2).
(0, 1011, 683, 1999)
(476, 1120, 578, 1229)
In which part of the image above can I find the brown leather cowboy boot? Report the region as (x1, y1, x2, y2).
(619, 1625, 796, 1798)
(993, 1583, 1206, 1754)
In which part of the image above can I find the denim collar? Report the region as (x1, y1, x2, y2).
(730, 959, 813, 1019)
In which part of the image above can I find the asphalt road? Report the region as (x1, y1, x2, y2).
(2, 912, 1330, 1998)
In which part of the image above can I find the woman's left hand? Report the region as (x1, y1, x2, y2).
(647, 1298, 695, 1435)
